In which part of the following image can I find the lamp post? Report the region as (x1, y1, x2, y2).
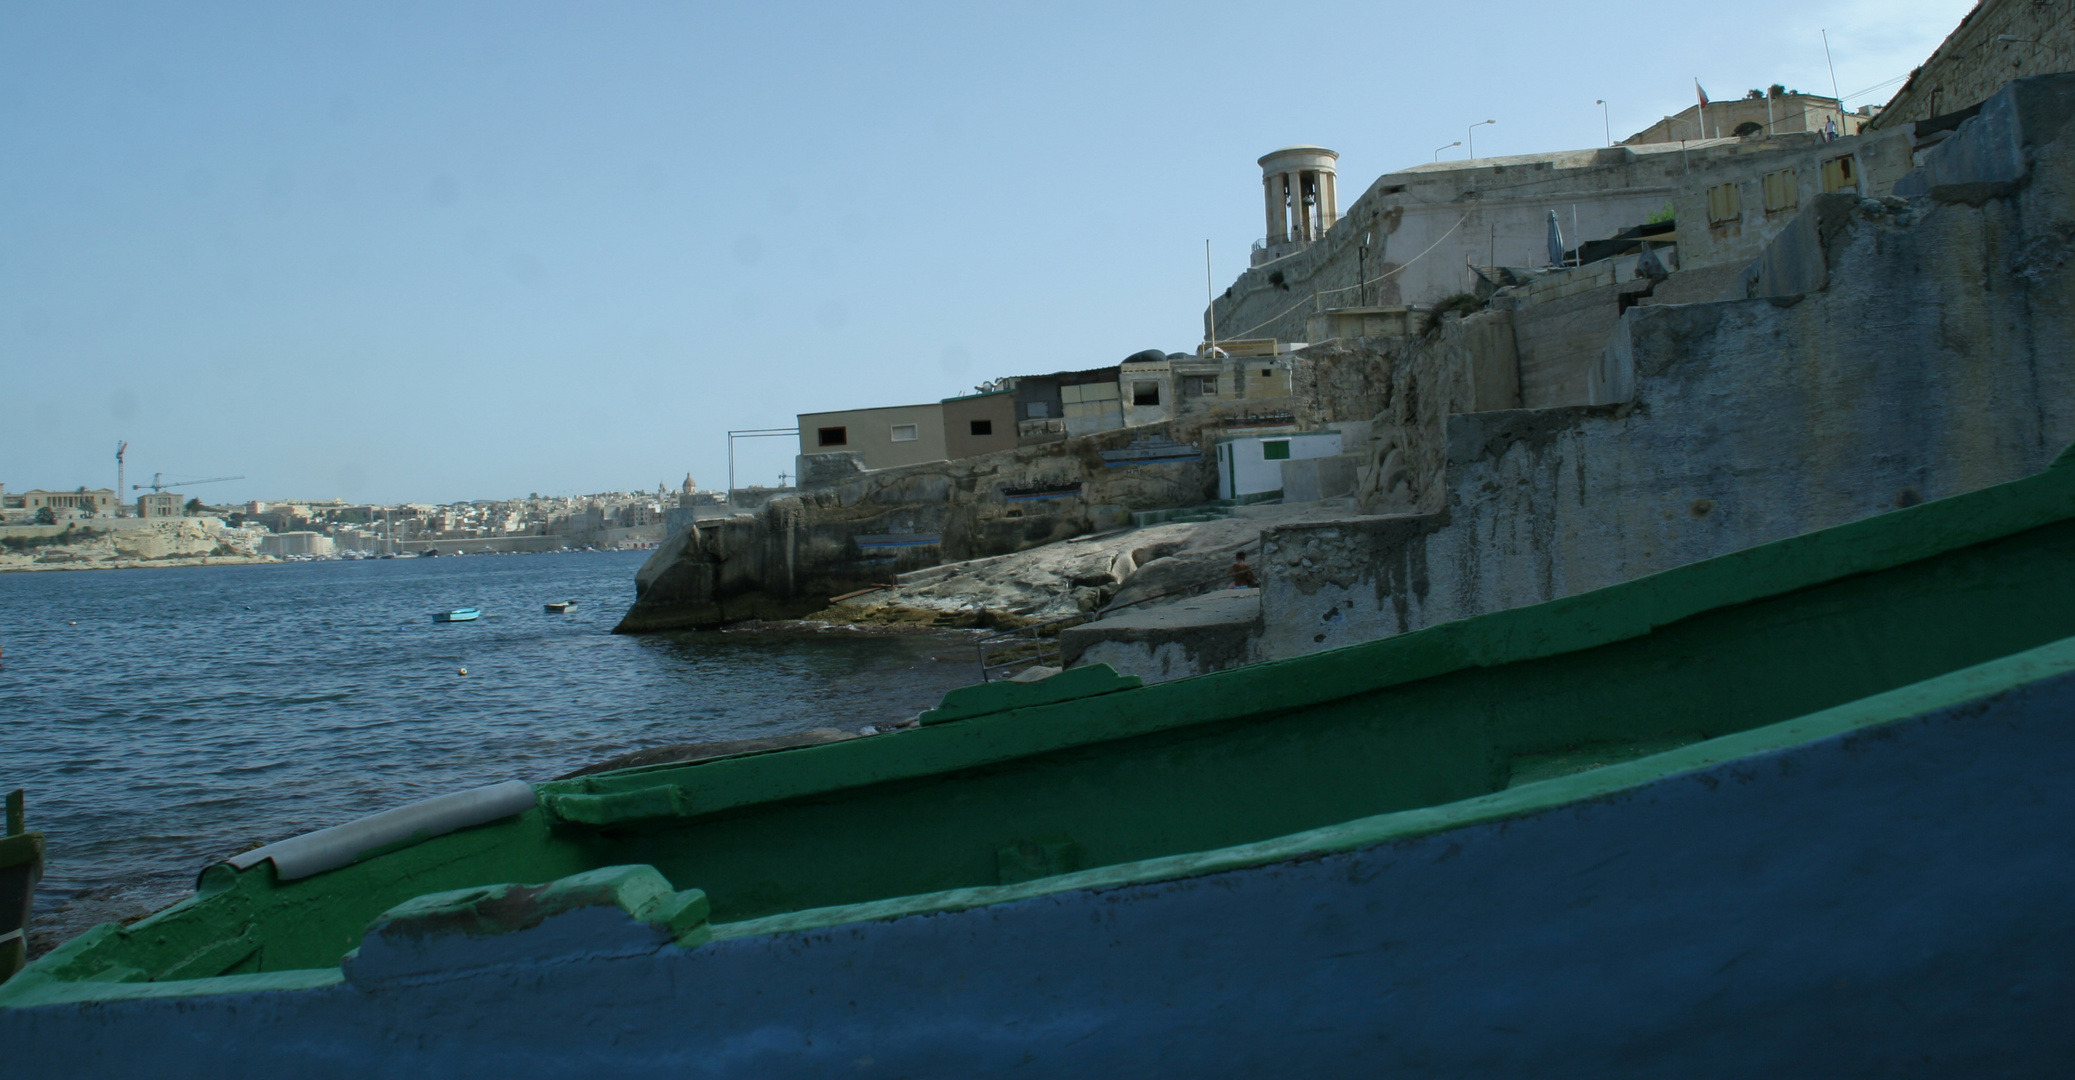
(1434, 140, 1460, 161)
(1357, 230, 1373, 305)
(1595, 100, 1611, 146)
(1467, 119, 1495, 159)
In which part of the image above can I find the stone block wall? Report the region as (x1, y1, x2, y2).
(1260, 78, 2075, 659)
(1870, 0, 2075, 129)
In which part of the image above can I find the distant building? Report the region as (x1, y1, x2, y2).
(1624, 91, 1876, 145)
(21, 488, 119, 519)
(137, 492, 184, 518)
(257, 531, 334, 557)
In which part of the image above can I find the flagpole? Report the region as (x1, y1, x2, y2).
(1822, 29, 1842, 137)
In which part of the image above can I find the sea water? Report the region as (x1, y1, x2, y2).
(0, 551, 981, 953)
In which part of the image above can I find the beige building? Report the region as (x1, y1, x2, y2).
(940, 391, 1019, 460)
(799, 401, 949, 471)
(137, 492, 184, 518)
(22, 488, 119, 519)
(1624, 92, 1877, 145)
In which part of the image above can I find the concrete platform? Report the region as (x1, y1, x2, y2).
(1059, 588, 1261, 684)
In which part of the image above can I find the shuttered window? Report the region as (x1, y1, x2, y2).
(1820, 155, 1858, 193)
(1763, 169, 1798, 212)
(1706, 183, 1742, 224)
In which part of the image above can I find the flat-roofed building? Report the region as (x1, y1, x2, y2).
(22, 488, 119, 519)
(137, 492, 184, 518)
(798, 402, 950, 472)
(940, 390, 1019, 460)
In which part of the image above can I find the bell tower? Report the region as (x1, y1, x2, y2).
(1258, 145, 1340, 253)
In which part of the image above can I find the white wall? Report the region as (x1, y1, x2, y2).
(1218, 432, 1343, 499)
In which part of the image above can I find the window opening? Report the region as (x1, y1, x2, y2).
(890, 424, 919, 442)
(1762, 169, 1798, 213)
(1132, 381, 1161, 406)
(817, 426, 848, 447)
(969, 419, 993, 436)
(1706, 183, 1742, 224)
(1262, 440, 1291, 460)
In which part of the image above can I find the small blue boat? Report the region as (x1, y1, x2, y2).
(431, 608, 480, 623)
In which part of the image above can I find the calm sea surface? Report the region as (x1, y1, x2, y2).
(0, 552, 981, 951)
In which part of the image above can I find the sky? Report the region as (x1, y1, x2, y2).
(1, 0, 1978, 504)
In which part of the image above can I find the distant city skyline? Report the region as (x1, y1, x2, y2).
(1, 0, 1974, 504)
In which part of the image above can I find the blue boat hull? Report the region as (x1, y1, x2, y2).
(7, 643, 2074, 1077)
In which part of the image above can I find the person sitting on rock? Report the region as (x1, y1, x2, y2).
(1230, 550, 1259, 589)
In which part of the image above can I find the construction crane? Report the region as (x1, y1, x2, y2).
(133, 473, 244, 494)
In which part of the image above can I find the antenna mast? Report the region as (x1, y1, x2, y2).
(115, 442, 128, 515)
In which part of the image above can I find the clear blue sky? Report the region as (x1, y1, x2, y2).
(1, 0, 1973, 503)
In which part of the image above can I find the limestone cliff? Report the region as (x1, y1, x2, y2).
(614, 424, 1224, 633)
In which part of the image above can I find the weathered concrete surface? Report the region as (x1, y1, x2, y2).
(1058, 588, 1261, 684)
(1261, 76, 2075, 659)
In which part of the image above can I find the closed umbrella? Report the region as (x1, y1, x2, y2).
(1546, 210, 1566, 267)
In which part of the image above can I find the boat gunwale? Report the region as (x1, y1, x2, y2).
(9, 632, 2071, 1010)
(710, 631, 2075, 939)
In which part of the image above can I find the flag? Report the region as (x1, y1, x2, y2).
(1696, 80, 1710, 107)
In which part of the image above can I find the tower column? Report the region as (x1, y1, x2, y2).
(1320, 171, 1338, 232)
(1264, 175, 1285, 243)
(1297, 171, 1314, 242)
(1269, 171, 1286, 240)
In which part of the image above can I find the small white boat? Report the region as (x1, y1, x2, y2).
(544, 601, 577, 614)
(432, 608, 480, 623)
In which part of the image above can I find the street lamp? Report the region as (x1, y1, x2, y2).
(1434, 140, 1460, 161)
(1468, 119, 1495, 159)
(1595, 99, 1611, 146)
(1357, 230, 1373, 304)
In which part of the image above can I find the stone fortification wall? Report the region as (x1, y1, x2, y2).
(1668, 128, 1918, 273)
(1209, 126, 1936, 350)
(1209, 146, 1688, 345)
(1258, 75, 2075, 659)
(1870, 0, 2075, 129)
